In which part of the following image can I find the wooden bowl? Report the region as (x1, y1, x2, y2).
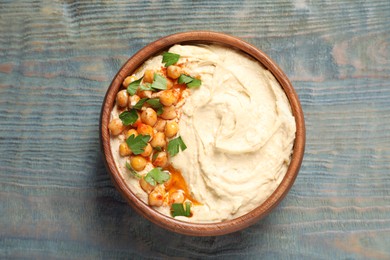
(100, 31, 305, 236)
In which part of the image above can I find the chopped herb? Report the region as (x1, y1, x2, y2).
(127, 77, 143, 95)
(167, 136, 187, 157)
(154, 146, 163, 152)
(119, 109, 138, 126)
(133, 98, 148, 110)
(144, 167, 170, 186)
(151, 73, 167, 90)
(152, 152, 159, 162)
(162, 52, 180, 67)
(139, 83, 152, 91)
(171, 202, 191, 217)
(126, 134, 151, 155)
(125, 161, 141, 178)
(187, 78, 202, 88)
(146, 98, 162, 109)
(178, 74, 202, 88)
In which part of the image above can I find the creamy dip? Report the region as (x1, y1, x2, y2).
(110, 44, 296, 223)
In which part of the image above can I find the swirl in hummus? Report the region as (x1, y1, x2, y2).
(109, 44, 296, 223)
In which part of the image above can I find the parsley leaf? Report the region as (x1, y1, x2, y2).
(149, 168, 170, 183)
(151, 73, 167, 90)
(126, 134, 151, 155)
(144, 167, 170, 186)
(167, 136, 187, 157)
(119, 109, 138, 126)
(127, 77, 143, 95)
(171, 202, 191, 217)
(125, 161, 141, 178)
(162, 52, 180, 67)
(133, 98, 148, 110)
(139, 83, 152, 91)
(178, 74, 202, 88)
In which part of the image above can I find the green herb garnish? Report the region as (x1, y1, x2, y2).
(133, 98, 149, 110)
(162, 52, 180, 67)
(125, 161, 141, 178)
(178, 74, 201, 88)
(146, 98, 164, 115)
(171, 201, 191, 217)
(127, 77, 143, 95)
(151, 73, 167, 90)
(144, 167, 170, 186)
(119, 109, 138, 126)
(167, 136, 187, 157)
(139, 83, 152, 91)
(126, 134, 151, 155)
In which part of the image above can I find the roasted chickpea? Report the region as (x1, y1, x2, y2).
(140, 143, 153, 157)
(138, 90, 152, 99)
(148, 189, 164, 207)
(166, 78, 174, 89)
(167, 65, 182, 79)
(169, 190, 185, 204)
(137, 123, 154, 139)
(131, 112, 142, 128)
(139, 177, 155, 194)
(153, 151, 168, 167)
(123, 75, 137, 87)
(116, 89, 129, 107)
(141, 108, 157, 126)
(128, 94, 141, 108)
(165, 121, 179, 138)
(108, 118, 125, 135)
(159, 90, 177, 107)
(119, 142, 132, 156)
(150, 132, 166, 148)
(143, 69, 154, 83)
(154, 119, 166, 132)
(160, 106, 177, 120)
(130, 156, 147, 171)
(125, 129, 138, 139)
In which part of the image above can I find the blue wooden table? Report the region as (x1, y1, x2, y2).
(1, 1, 389, 259)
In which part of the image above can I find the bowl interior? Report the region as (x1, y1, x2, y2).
(100, 31, 305, 236)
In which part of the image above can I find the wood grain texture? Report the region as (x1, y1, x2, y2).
(0, 0, 389, 258)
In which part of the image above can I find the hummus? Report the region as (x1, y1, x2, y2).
(110, 44, 296, 223)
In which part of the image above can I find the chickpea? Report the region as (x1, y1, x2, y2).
(125, 129, 138, 139)
(143, 69, 154, 83)
(137, 124, 154, 139)
(140, 143, 153, 157)
(166, 78, 174, 89)
(169, 190, 185, 204)
(150, 132, 166, 148)
(119, 142, 132, 156)
(159, 90, 178, 107)
(128, 94, 141, 108)
(139, 176, 155, 194)
(108, 118, 125, 135)
(154, 119, 166, 132)
(123, 75, 137, 87)
(138, 90, 152, 99)
(167, 65, 182, 79)
(130, 156, 147, 171)
(148, 189, 164, 207)
(165, 121, 179, 138)
(141, 107, 157, 126)
(153, 151, 168, 167)
(160, 106, 177, 120)
(116, 89, 129, 107)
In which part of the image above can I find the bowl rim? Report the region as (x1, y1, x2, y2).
(100, 31, 305, 236)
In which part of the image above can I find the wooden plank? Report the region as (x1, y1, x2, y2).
(0, 0, 389, 258)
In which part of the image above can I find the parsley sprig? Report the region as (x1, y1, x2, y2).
(162, 52, 180, 67)
(126, 134, 151, 155)
(144, 167, 170, 186)
(127, 77, 143, 95)
(178, 74, 201, 88)
(167, 136, 187, 157)
(171, 202, 191, 217)
(119, 109, 138, 126)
